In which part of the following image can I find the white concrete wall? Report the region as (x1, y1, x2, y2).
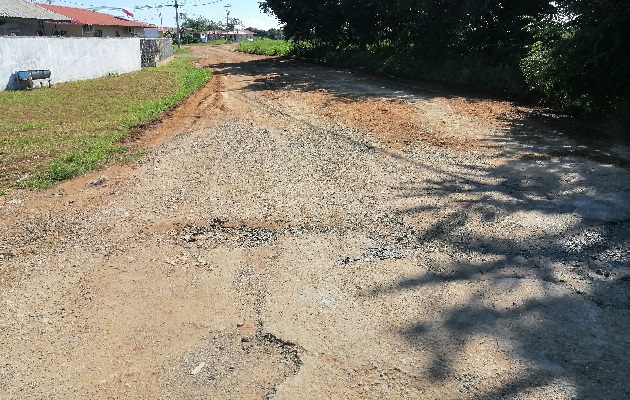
(0, 37, 141, 90)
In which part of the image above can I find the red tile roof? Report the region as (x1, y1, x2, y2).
(36, 4, 154, 27)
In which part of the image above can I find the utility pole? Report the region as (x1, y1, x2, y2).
(225, 4, 231, 32)
(174, 0, 181, 48)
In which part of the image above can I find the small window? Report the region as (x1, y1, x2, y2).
(94, 30, 103, 37)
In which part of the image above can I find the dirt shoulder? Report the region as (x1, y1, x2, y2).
(0, 44, 628, 399)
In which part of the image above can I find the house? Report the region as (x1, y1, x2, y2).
(0, 0, 70, 36)
(207, 30, 227, 41)
(157, 27, 175, 38)
(183, 27, 207, 43)
(226, 29, 255, 42)
(36, 4, 155, 38)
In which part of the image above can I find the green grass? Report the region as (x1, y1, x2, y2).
(236, 39, 293, 56)
(181, 40, 232, 47)
(0, 58, 211, 189)
(208, 39, 232, 45)
(173, 45, 192, 54)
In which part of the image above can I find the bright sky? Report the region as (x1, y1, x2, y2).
(38, 0, 281, 30)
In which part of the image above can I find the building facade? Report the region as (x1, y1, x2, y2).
(0, 0, 69, 36)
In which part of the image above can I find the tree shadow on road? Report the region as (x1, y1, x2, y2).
(368, 126, 629, 397)
(208, 57, 499, 104)
(210, 55, 630, 397)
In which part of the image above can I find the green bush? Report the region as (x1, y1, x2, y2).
(164, 31, 201, 45)
(236, 39, 293, 56)
(521, 6, 630, 115)
(291, 42, 525, 94)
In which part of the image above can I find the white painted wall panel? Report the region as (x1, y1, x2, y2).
(0, 37, 141, 90)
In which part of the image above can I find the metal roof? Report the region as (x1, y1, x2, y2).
(37, 4, 154, 27)
(0, 0, 70, 21)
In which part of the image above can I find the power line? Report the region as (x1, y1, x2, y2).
(45, 0, 224, 12)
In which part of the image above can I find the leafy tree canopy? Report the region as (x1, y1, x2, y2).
(180, 15, 222, 31)
(260, 0, 630, 114)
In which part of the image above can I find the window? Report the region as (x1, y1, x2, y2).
(94, 30, 103, 37)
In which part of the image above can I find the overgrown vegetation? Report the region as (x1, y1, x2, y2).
(166, 30, 201, 45)
(0, 59, 211, 190)
(236, 39, 293, 56)
(179, 14, 241, 32)
(245, 27, 284, 40)
(261, 0, 629, 115)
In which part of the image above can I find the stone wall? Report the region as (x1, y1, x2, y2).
(140, 38, 174, 67)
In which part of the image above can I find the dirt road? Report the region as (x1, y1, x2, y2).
(1, 45, 629, 399)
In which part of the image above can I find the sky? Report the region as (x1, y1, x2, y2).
(34, 0, 282, 30)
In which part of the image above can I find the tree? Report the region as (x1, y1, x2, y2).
(245, 27, 284, 40)
(164, 30, 200, 44)
(223, 18, 242, 31)
(521, 0, 630, 114)
(180, 14, 223, 31)
(261, 0, 630, 114)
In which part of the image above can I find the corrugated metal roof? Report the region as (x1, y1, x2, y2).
(37, 4, 155, 27)
(0, 0, 70, 21)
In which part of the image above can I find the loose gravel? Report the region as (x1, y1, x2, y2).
(0, 45, 628, 399)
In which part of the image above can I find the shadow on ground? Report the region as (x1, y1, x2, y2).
(375, 128, 629, 397)
(212, 55, 629, 397)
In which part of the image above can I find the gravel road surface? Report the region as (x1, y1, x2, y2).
(1, 45, 628, 399)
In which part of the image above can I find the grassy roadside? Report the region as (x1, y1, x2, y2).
(173, 45, 192, 54)
(0, 58, 211, 191)
(236, 39, 293, 56)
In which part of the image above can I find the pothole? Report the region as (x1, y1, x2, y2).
(177, 218, 278, 248)
(165, 331, 302, 398)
